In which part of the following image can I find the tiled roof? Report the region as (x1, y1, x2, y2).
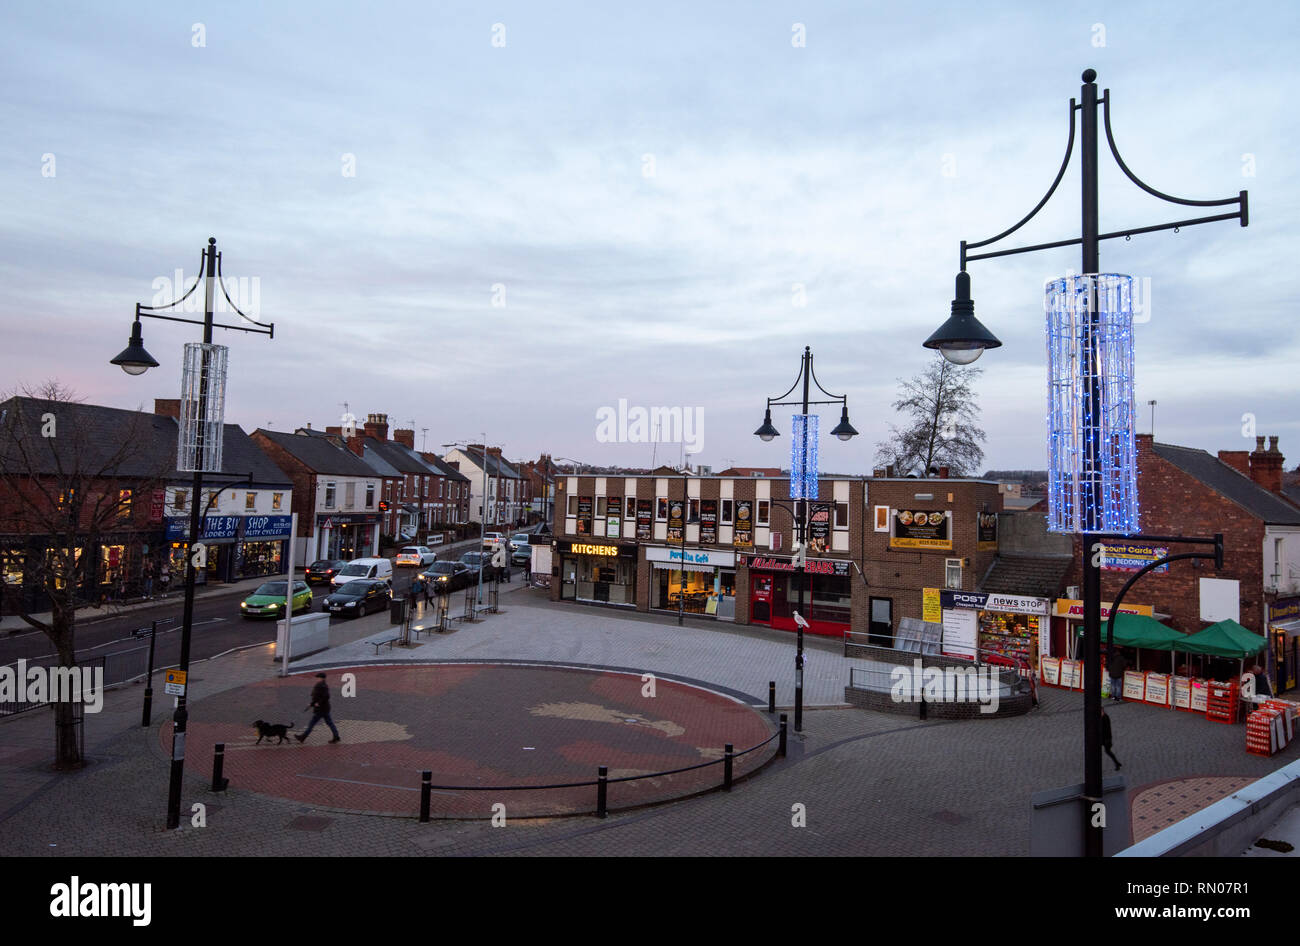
(978, 555, 1073, 599)
(254, 428, 377, 477)
(1153, 443, 1300, 525)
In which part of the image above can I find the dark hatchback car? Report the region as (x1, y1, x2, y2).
(459, 551, 492, 578)
(305, 559, 348, 585)
(422, 561, 472, 593)
(322, 579, 391, 617)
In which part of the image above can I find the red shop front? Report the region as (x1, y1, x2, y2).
(743, 554, 852, 637)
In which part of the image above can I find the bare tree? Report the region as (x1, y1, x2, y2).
(0, 383, 172, 767)
(875, 355, 986, 477)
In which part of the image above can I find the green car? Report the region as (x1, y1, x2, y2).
(241, 580, 312, 619)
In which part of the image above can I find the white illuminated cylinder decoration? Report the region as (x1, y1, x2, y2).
(177, 342, 229, 473)
(1045, 274, 1139, 534)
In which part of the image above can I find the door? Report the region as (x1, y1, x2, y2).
(751, 574, 773, 623)
(869, 596, 893, 646)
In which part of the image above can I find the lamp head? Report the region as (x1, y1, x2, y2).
(110, 319, 159, 376)
(830, 405, 858, 441)
(923, 271, 1001, 365)
(754, 407, 779, 442)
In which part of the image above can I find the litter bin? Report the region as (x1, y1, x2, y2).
(390, 598, 406, 626)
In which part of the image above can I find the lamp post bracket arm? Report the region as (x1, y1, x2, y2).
(1103, 90, 1247, 212)
(216, 251, 274, 334)
(136, 250, 207, 312)
(963, 98, 1077, 262)
(808, 360, 846, 402)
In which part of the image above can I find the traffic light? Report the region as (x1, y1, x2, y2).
(378, 500, 389, 512)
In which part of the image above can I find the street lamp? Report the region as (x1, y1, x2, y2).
(926, 68, 1247, 857)
(114, 237, 273, 830)
(444, 435, 499, 605)
(754, 345, 857, 732)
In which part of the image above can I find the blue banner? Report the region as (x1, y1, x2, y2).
(165, 515, 242, 542)
(242, 515, 292, 540)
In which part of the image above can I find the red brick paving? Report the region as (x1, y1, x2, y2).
(165, 663, 777, 818)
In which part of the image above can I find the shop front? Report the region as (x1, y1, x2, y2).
(557, 540, 637, 606)
(646, 547, 736, 620)
(938, 591, 1050, 669)
(742, 555, 852, 637)
(166, 515, 241, 585)
(318, 513, 380, 561)
(1053, 597, 1157, 663)
(238, 514, 293, 579)
(1269, 598, 1300, 693)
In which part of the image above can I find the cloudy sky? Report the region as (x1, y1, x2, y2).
(2, 1, 1295, 476)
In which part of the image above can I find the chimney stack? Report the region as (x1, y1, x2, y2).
(154, 398, 180, 420)
(1218, 450, 1250, 477)
(364, 412, 389, 441)
(394, 428, 415, 449)
(1249, 434, 1284, 493)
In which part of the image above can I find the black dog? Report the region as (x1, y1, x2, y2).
(253, 719, 295, 744)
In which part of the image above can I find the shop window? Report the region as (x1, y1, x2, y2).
(174, 489, 187, 512)
(834, 502, 849, 528)
(656, 498, 668, 520)
(945, 558, 963, 589)
(245, 492, 256, 511)
(58, 488, 76, 511)
(366, 484, 375, 509)
(721, 499, 733, 524)
(324, 482, 336, 508)
(2, 549, 26, 586)
(757, 501, 770, 525)
(272, 492, 283, 511)
(117, 489, 132, 521)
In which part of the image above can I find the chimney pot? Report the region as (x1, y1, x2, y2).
(1256, 436, 1266, 451)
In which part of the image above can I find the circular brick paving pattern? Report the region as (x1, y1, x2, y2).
(167, 664, 777, 818)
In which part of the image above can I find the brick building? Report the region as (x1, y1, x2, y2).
(546, 470, 1002, 641)
(1060, 434, 1300, 687)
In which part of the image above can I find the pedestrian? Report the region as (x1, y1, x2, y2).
(1106, 647, 1128, 702)
(523, 553, 531, 586)
(1249, 663, 1273, 698)
(411, 574, 427, 611)
(1100, 707, 1120, 771)
(142, 559, 154, 599)
(159, 561, 171, 596)
(296, 673, 340, 743)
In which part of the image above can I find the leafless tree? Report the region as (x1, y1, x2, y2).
(875, 355, 986, 477)
(0, 382, 172, 767)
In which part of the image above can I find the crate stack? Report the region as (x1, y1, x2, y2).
(1246, 706, 1291, 757)
(1205, 680, 1239, 724)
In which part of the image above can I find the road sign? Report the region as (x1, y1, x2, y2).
(164, 669, 187, 696)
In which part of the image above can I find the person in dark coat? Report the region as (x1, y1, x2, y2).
(296, 673, 340, 743)
(1100, 707, 1120, 770)
(1107, 648, 1128, 702)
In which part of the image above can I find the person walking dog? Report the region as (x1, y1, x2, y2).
(1100, 707, 1120, 771)
(296, 673, 340, 743)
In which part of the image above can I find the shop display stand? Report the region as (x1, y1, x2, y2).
(1205, 680, 1239, 724)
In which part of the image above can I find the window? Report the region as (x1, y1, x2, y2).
(834, 502, 849, 529)
(58, 488, 77, 511)
(206, 490, 220, 511)
(689, 499, 699, 522)
(597, 497, 608, 517)
(567, 495, 578, 516)
(118, 489, 132, 521)
(721, 499, 733, 524)
(656, 497, 667, 520)
(945, 558, 963, 590)
(344, 482, 356, 508)
(245, 492, 257, 511)
(324, 482, 336, 508)
(365, 484, 375, 509)
(272, 492, 283, 511)
(174, 489, 187, 512)
(757, 501, 770, 525)
(438, 480, 443, 498)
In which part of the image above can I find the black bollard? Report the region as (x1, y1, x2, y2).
(723, 744, 734, 791)
(419, 770, 432, 823)
(778, 714, 788, 758)
(919, 686, 927, 720)
(596, 765, 608, 819)
(210, 742, 229, 792)
(141, 620, 158, 727)
(768, 680, 776, 714)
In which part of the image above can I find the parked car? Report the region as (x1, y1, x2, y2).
(305, 559, 348, 585)
(241, 580, 312, 619)
(422, 560, 472, 593)
(395, 545, 437, 567)
(510, 532, 531, 551)
(322, 579, 391, 617)
(460, 551, 492, 578)
(482, 531, 504, 551)
(510, 539, 531, 565)
(330, 557, 394, 588)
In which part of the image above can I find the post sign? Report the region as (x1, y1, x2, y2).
(890, 510, 952, 550)
(808, 503, 831, 554)
(164, 669, 187, 696)
(922, 587, 942, 624)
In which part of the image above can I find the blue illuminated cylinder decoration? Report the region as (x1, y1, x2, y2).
(789, 414, 819, 500)
(1044, 274, 1139, 534)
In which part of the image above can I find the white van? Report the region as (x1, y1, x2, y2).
(330, 557, 394, 588)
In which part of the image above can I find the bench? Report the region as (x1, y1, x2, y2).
(367, 636, 400, 655)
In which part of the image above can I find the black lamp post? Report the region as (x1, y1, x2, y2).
(755, 345, 857, 732)
(113, 237, 273, 830)
(924, 69, 1247, 857)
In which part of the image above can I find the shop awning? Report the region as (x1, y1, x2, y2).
(651, 561, 714, 573)
(1080, 612, 1185, 649)
(1174, 620, 1268, 658)
(1270, 619, 1300, 637)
